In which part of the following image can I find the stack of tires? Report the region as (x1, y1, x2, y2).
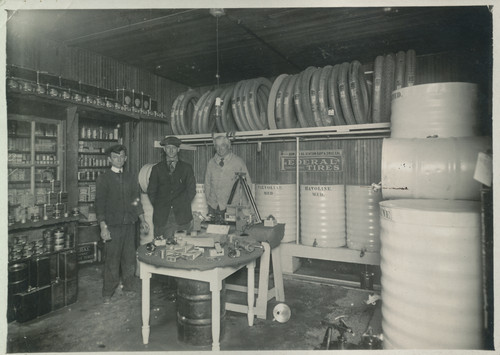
(267, 61, 371, 129)
(371, 49, 416, 123)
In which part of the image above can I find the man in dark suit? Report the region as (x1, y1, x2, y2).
(147, 136, 196, 240)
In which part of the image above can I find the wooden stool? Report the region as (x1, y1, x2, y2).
(225, 242, 285, 319)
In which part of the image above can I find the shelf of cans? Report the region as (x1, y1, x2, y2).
(6, 65, 166, 119)
(9, 228, 75, 262)
(8, 188, 69, 226)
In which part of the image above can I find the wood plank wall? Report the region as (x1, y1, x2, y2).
(7, 34, 182, 178)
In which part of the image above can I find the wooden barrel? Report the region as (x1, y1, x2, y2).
(176, 279, 226, 346)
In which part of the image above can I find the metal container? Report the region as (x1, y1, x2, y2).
(346, 185, 382, 252)
(176, 279, 225, 346)
(300, 185, 345, 248)
(255, 184, 297, 243)
(8, 263, 29, 294)
(391, 82, 480, 138)
(380, 199, 483, 349)
(191, 184, 209, 219)
(381, 136, 491, 201)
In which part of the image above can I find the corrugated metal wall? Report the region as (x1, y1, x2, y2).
(192, 139, 383, 186)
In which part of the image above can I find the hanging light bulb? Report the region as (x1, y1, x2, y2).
(210, 9, 225, 119)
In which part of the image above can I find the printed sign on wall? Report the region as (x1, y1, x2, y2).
(279, 150, 343, 172)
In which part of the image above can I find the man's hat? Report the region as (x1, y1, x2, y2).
(160, 136, 182, 147)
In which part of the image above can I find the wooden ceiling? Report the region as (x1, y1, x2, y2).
(6, 6, 492, 88)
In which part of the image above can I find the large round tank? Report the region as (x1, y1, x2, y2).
(380, 199, 483, 349)
(346, 185, 382, 252)
(381, 136, 491, 201)
(391, 82, 480, 138)
(255, 184, 297, 243)
(300, 185, 345, 248)
(191, 184, 209, 218)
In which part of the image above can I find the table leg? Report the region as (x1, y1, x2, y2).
(140, 266, 151, 345)
(210, 279, 222, 351)
(247, 260, 255, 326)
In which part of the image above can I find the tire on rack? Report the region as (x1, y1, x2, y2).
(283, 74, 300, 129)
(338, 62, 357, 125)
(310, 67, 324, 127)
(380, 53, 396, 123)
(256, 82, 271, 130)
(192, 90, 211, 134)
(274, 75, 291, 129)
(318, 65, 333, 126)
(199, 88, 224, 133)
(248, 77, 272, 130)
(178, 90, 200, 135)
(371, 55, 384, 123)
(170, 92, 184, 135)
(298, 66, 317, 127)
(405, 49, 416, 87)
(215, 86, 230, 133)
(233, 80, 252, 131)
(395, 51, 406, 90)
(327, 64, 346, 126)
(348, 60, 371, 124)
(220, 85, 238, 133)
(242, 79, 259, 131)
(267, 74, 288, 130)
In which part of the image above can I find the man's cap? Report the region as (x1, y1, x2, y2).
(160, 136, 182, 147)
(105, 144, 127, 156)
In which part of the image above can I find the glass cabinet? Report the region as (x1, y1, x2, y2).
(8, 115, 65, 224)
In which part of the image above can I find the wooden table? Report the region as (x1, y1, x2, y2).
(137, 244, 263, 351)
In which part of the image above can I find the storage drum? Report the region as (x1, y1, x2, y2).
(177, 279, 225, 346)
(346, 185, 382, 252)
(191, 184, 209, 218)
(381, 136, 491, 201)
(300, 185, 345, 248)
(255, 184, 297, 243)
(380, 199, 483, 349)
(391, 82, 480, 138)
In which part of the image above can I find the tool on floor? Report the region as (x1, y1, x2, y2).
(317, 316, 356, 350)
(360, 326, 383, 349)
(272, 303, 291, 323)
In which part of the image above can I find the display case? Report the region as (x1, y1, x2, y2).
(8, 115, 66, 225)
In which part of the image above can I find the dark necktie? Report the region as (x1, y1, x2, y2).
(219, 158, 224, 167)
(169, 161, 175, 173)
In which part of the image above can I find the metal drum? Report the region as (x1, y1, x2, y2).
(8, 262, 29, 294)
(391, 82, 480, 138)
(300, 185, 345, 248)
(255, 184, 297, 243)
(177, 279, 225, 346)
(380, 199, 483, 349)
(381, 136, 491, 201)
(191, 184, 209, 218)
(346, 185, 382, 252)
